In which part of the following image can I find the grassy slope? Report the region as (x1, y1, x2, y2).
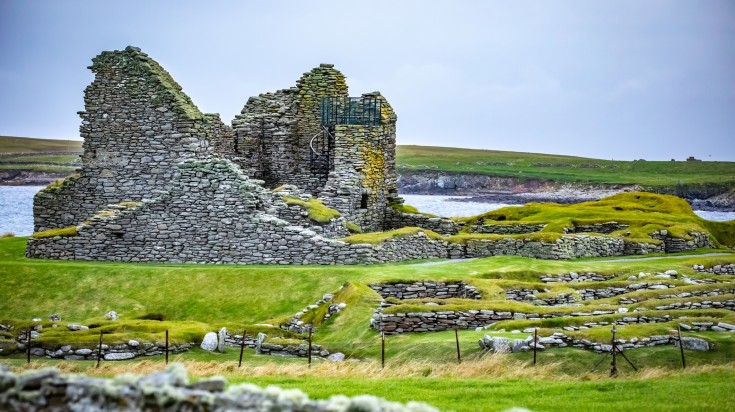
(2, 236, 735, 410)
(2, 236, 735, 354)
(0, 136, 82, 153)
(396, 145, 735, 188)
(3, 136, 734, 190)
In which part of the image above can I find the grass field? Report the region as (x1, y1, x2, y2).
(2, 136, 734, 192)
(0, 136, 82, 153)
(2, 235, 735, 410)
(396, 145, 735, 188)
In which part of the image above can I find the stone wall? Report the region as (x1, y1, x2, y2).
(27, 159, 448, 265)
(0, 365, 439, 412)
(383, 208, 463, 234)
(369, 281, 481, 300)
(563, 222, 629, 234)
(539, 272, 615, 283)
(693, 263, 735, 275)
(471, 223, 547, 234)
(33, 46, 233, 232)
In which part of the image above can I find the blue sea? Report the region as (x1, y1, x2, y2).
(0, 188, 732, 236)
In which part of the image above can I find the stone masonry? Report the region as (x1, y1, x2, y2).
(26, 46, 721, 265)
(34, 46, 233, 232)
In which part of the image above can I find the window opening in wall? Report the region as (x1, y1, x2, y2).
(360, 193, 369, 209)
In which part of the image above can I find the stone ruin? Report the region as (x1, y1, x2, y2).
(27, 46, 415, 264)
(26, 46, 716, 264)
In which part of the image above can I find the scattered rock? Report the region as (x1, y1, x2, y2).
(103, 352, 136, 361)
(676, 337, 710, 351)
(67, 324, 89, 331)
(104, 311, 119, 321)
(218, 327, 227, 353)
(200, 332, 218, 351)
(327, 352, 346, 362)
(48, 314, 61, 322)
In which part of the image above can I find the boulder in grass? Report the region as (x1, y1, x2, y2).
(200, 332, 218, 351)
(217, 327, 227, 353)
(676, 337, 710, 351)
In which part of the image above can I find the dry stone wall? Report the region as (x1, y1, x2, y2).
(383, 208, 463, 234)
(693, 263, 735, 275)
(370, 282, 481, 300)
(33, 46, 233, 232)
(0, 365, 439, 412)
(27, 159, 447, 265)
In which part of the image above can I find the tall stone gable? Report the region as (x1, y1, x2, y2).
(33, 46, 233, 231)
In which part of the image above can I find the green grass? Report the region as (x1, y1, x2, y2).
(396, 145, 735, 189)
(242, 369, 735, 412)
(0, 136, 82, 153)
(341, 227, 444, 245)
(450, 192, 735, 247)
(0, 154, 80, 163)
(3, 233, 735, 409)
(282, 196, 341, 223)
(0, 164, 78, 173)
(30, 226, 78, 239)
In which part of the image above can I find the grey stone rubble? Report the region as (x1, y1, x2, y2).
(653, 299, 735, 311)
(505, 282, 722, 306)
(693, 264, 735, 275)
(281, 289, 347, 334)
(539, 272, 616, 283)
(221, 332, 331, 359)
(619, 287, 735, 305)
(0, 364, 440, 412)
(25, 45, 720, 265)
(14, 338, 191, 361)
(369, 281, 482, 300)
(478, 332, 712, 353)
(374, 301, 735, 335)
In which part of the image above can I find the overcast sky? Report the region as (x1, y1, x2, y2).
(1, 0, 733, 161)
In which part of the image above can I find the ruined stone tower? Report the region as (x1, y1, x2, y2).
(232, 64, 401, 232)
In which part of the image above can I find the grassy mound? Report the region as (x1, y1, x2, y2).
(452, 192, 734, 247)
(341, 227, 444, 245)
(282, 197, 341, 223)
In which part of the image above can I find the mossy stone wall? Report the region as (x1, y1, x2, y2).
(33, 46, 233, 232)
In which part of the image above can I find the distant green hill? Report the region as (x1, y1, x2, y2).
(0, 135, 82, 153)
(396, 145, 735, 189)
(2, 136, 734, 191)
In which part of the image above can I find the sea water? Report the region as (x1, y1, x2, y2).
(0, 188, 732, 237)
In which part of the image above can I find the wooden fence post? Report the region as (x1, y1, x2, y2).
(533, 328, 538, 367)
(96, 331, 103, 369)
(678, 325, 686, 369)
(454, 327, 461, 364)
(165, 330, 169, 365)
(381, 331, 385, 369)
(238, 329, 246, 368)
(307, 326, 313, 368)
(26, 330, 31, 364)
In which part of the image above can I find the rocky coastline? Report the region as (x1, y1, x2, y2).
(2, 168, 734, 212)
(397, 170, 735, 212)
